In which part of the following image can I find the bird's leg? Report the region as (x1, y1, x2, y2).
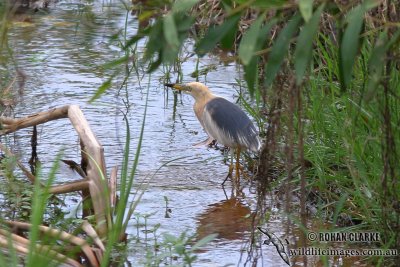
(235, 148, 241, 186)
(238, 164, 251, 180)
(222, 150, 234, 186)
(222, 164, 234, 186)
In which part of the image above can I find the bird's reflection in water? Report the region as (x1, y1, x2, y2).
(195, 198, 253, 241)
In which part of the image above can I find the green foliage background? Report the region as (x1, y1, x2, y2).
(123, 0, 400, 265)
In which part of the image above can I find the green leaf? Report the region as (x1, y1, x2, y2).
(221, 18, 239, 49)
(332, 193, 348, 225)
(176, 16, 195, 32)
(190, 234, 218, 251)
(102, 55, 129, 69)
(239, 15, 265, 65)
(385, 28, 400, 49)
(339, 5, 365, 90)
(256, 19, 276, 47)
(264, 14, 302, 88)
(243, 19, 276, 96)
(245, 0, 287, 9)
(90, 79, 112, 103)
(163, 14, 180, 49)
(175, 244, 185, 255)
(364, 28, 400, 98)
(163, 233, 177, 243)
(364, 31, 388, 101)
(294, 4, 324, 85)
(364, 0, 381, 10)
(144, 20, 163, 60)
(244, 57, 259, 96)
(124, 33, 145, 50)
(162, 14, 181, 63)
(172, 0, 199, 13)
(220, 0, 233, 11)
(299, 0, 313, 22)
(147, 56, 162, 73)
(195, 13, 241, 56)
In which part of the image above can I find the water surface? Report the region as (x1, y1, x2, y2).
(2, 1, 361, 266)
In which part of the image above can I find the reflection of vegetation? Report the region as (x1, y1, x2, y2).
(190, 64, 216, 78)
(0, 155, 35, 221)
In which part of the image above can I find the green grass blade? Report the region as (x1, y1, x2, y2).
(101, 76, 150, 267)
(172, 0, 199, 13)
(27, 152, 63, 267)
(90, 78, 112, 103)
(119, 113, 131, 207)
(100, 114, 131, 267)
(245, 0, 287, 9)
(102, 55, 129, 70)
(332, 193, 348, 225)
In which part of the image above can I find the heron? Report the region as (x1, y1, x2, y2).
(165, 82, 261, 184)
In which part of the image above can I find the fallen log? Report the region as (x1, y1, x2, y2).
(0, 105, 110, 238)
(2, 219, 103, 267)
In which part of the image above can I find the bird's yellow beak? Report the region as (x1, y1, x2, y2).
(164, 83, 190, 92)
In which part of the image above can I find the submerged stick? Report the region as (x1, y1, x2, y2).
(4, 221, 100, 267)
(109, 166, 118, 208)
(49, 180, 90, 194)
(0, 229, 82, 267)
(81, 220, 106, 252)
(0, 105, 110, 237)
(0, 106, 69, 134)
(28, 125, 39, 175)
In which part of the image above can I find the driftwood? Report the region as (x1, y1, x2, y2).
(1, 220, 103, 267)
(109, 166, 118, 208)
(0, 233, 82, 267)
(0, 105, 110, 237)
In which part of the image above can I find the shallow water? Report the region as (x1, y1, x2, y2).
(1, 1, 368, 267)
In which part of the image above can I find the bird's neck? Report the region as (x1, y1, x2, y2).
(193, 93, 216, 128)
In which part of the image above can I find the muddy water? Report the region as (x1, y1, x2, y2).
(2, 1, 363, 267)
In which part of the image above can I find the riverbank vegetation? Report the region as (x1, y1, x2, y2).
(0, 0, 399, 266)
(124, 0, 400, 265)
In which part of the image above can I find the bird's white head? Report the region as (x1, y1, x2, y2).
(165, 82, 214, 101)
(185, 82, 213, 100)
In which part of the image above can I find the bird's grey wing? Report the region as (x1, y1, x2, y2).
(202, 97, 261, 152)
